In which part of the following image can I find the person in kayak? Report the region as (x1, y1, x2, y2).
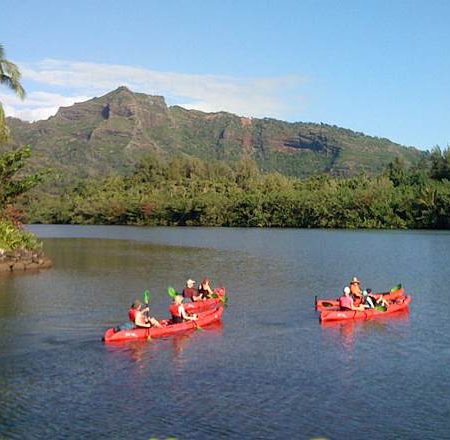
(129, 300, 163, 328)
(362, 288, 389, 309)
(198, 277, 214, 299)
(339, 286, 365, 311)
(361, 289, 376, 308)
(169, 295, 198, 324)
(182, 279, 202, 302)
(349, 276, 364, 302)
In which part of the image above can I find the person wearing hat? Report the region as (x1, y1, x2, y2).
(339, 286, 365, 311)
(182, 279, 202, 302)
(349, 276, 364, 301)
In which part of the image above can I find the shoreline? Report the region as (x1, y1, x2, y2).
(0, 249, 52, 273)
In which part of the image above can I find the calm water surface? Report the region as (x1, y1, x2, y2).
(1, 226, 449, 439)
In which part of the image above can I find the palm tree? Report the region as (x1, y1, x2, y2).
(0, 44, 26, 143)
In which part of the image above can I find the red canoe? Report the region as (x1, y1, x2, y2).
(103, 306, 224, 343)
(319, 295, 412, 323)
(184, 287, 227, 313)
(315, 287, 405, 311)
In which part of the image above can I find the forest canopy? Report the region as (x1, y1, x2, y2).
(25, 147, 450, 230)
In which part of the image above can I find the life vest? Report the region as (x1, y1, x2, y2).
(169, 303, 184, 323)
(169, 304, 182, 318)
(128, 308, 137, 323)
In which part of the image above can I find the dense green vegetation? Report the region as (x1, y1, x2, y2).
(0, 44, 45, 252)
(0, 147, 47, 251)
(26, 147, 450, 229)
(6, 86, 424, 185)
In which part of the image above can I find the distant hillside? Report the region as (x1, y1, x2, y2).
(5, 86, 424, 185)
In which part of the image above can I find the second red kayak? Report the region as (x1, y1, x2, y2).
(319, 295, 412, 323)
(315, 286, 405, 311)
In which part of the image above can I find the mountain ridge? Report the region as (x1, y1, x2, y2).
(5, 86, 424, 183)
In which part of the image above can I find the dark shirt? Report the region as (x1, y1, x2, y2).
(182, 287, 197, 301)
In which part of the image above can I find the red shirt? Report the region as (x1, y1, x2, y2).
(182, 287, 197, 301)
(128, 308, 137, 323)
(169, 304, 182, 318)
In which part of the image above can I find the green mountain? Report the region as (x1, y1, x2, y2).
(5, 86, 424, 183)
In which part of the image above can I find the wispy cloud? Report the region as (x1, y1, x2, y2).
(2, 91, 91, 121)
(4, 59, 307, 121)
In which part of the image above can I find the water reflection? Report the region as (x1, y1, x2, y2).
(321, 310, 411, 351)
(104, 321, 224, 366)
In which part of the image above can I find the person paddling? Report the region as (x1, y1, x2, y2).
(169, 295, 197, 324)
(339, 286, 365, 311)
(198, 277, 214, 299)
(129, 300, 162, 328)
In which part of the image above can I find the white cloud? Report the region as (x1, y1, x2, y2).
(2, 91, 91, 121)
(4, 59, 307, 121)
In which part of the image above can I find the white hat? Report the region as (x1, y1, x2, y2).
(186, 279, 196, 287)
(343, 286, 351, 294)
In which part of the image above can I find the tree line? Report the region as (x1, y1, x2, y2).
(24, 148, 450, 229)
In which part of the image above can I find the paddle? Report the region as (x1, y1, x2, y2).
(167, 286, 178, 298)
(211, 292, 228, 305)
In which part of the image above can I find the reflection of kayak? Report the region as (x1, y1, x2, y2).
(320, 295, 412, 323)
(315, 287, 405, 311)
(103, 306, 224, 343)
(184, 287, 227, 313)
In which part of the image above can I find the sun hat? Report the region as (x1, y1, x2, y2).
(186, 279, 196, 287)
(350, 276, 360, 284)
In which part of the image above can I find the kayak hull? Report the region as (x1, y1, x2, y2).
(184, 287, 226, 313)
(315, 287, 405, 311)
(320, 295, 411, 323)
(103, 306, 224, 343)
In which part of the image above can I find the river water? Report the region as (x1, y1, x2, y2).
(0, 226, 449, 439)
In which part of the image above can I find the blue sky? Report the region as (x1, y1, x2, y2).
(1, 0, 449, 150)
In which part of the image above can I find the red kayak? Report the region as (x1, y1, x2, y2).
(184, 287, 227, 313)
(315, 286, 405, 311)
(320, 294, 412, 323)
(103, 306, 224, 343)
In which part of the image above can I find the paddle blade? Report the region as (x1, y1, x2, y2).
(143, 290, 150, 304)
(390, 283, 402, 292)
(167, 286, 178, 298)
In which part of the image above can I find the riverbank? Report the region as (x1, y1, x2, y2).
(0, 248, 52, 273)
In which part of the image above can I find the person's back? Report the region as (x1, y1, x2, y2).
(339, 287, 353, 310)
(169, 299, 184, 324)
(170, 295, 197, 323)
